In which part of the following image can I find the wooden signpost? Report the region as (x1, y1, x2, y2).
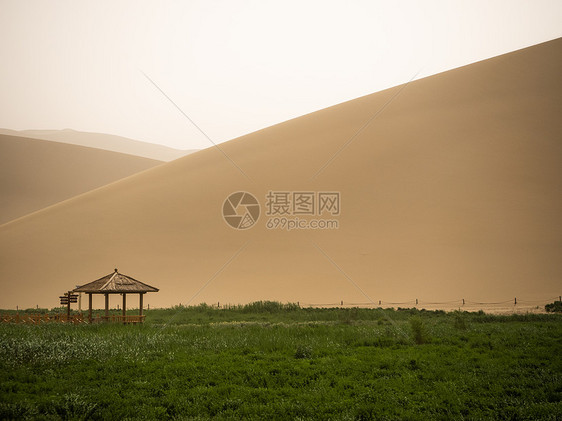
(59, 291, 78, 319)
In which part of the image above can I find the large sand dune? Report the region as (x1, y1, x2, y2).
(0, 134, 162, 224)
(1, 38, 561, 310)
(0, 129, 195, 162)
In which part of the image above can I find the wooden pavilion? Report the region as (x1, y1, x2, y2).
(74, 269, 158, 323)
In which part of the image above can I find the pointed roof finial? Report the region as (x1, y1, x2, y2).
(114, 268, 118, 273)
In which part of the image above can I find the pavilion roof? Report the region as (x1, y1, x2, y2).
(74, 269, 159, 294)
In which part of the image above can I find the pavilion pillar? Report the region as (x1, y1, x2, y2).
(104, 293, 109, 320)
(139, 293, 144, 318)
(122, 293, 126, 323)
(88, 293, 92, 323)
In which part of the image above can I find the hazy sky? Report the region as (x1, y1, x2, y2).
(1, 1, 561, 150)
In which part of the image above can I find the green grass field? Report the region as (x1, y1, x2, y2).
(1, 303, 561, 420)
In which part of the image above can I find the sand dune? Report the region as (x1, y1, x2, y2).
(0, 134, 162, 224)
(1, 38, 561, 310)
(0, 129, 195, 162)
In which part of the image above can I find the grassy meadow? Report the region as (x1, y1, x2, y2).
(0, 303, 561, 420)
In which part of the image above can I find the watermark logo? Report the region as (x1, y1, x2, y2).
(265, 191, 340, 216)
(222, 192, 260, 230)
(265, 191, 340, 231)
(222, 191, 340, 231)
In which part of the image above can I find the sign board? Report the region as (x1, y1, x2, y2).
(59, 291, 78, 311)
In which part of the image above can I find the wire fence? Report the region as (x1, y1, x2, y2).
(299, 296, 561, 314)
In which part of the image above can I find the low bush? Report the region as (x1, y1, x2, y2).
(545, 300, 562, 313)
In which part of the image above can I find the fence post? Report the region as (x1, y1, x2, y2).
(462, 298, 465, 305)
(416, 298, 418, 305)
(514, 297, 517, 305)
(341, 300, 343, 306)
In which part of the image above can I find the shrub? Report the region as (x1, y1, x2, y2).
(242, 301, 299, 313)
(339, 307, 359, 324)
(294, 344, 313, 359)
(545, 301, 562, 313)
(410, 317, 429, 344)
(0, 402, 38, 420)
(453, 312, 468, 330)
(49, 393, 98, 420)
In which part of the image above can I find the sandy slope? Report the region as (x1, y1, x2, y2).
(0, 134, 162, 224)
(1, 38, 561, 310)
(0, 129, 195, 161)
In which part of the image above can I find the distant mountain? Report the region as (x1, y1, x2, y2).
(0, 129, 196, 162)
(0, 134, 163, 224)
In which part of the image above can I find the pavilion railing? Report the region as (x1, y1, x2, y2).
(93, 315, 146, 324)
